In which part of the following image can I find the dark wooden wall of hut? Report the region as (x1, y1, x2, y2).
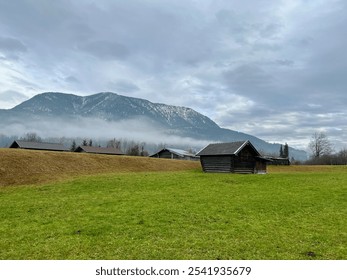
(200, 155, 232, 173)
(255, 161, 267, 173)
(233, 146, 257, 173)
(267, 158, 290, 165)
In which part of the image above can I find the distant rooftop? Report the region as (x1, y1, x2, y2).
(9, 140, 68, 151)
(74, 145, 124, 155)
(150, 147, 198, 158)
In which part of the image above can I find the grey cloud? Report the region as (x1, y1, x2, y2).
(79, 40, 129, 60)
(0, 0, 74, 39)
(217, 108, 347, 151)
(0, 90, 28, 103)
(10, 76, 38, 89)
(0, 37, 27, 53)
(0, 37, 27, 60)
(64, 22, 95, 42)
(65, 76, 79, 84)
(223, 64, 275, 98)
(0, 0, 346, 151)
(109, 80, 140, 94)
(214, 6, 284, 46)
(275, 59, 294, 67)
(259, 22, 283, 38)
(215, 9, 251, 43)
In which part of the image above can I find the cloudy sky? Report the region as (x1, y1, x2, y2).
(0, 0, 346, 151)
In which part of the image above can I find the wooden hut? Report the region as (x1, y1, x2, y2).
(9, 140, 68, 152)
(264, 156, 290, 165)
(74, 145, 124, 155)
(196, 140, 269, 174)
(150, 148, 199, 161)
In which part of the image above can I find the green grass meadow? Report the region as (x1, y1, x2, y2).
(0, 167, 346, 260)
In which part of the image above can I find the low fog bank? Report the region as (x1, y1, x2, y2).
(0, 117, 211, 154)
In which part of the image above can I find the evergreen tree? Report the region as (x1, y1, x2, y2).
(283, 143, 289, 158)
(82, 139, 88, 146)
(70, 140, 76, 151)
(89, 139, 93, 146)
(279, 145, 284, 157)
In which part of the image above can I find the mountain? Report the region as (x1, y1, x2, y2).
(0, 92, 307, 160)
(9, 92, 220, 130)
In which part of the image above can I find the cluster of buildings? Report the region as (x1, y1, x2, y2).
(8, 140, 289, 174)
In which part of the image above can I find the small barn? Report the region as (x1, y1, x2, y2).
(264, 156, 290, 165)
(150, 148, 199, 161)
(74, 145, 124, 155)
(9, 140, 68, 152)
(196, 140, 269, 174)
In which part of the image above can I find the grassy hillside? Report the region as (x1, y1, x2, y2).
(0, 148, 200, 187)
(0, 165, 346, 260)
(1, 148, 342, 188)
(1, 149, 346, 259)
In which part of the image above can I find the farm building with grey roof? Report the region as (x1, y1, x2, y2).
(74, 145, 124, 155)
(9, 140, 68, 152)
(150, 147, 199, 161)
(196, 140, 269, 174)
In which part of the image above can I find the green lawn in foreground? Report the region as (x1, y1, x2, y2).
(0, 168, 346, 259)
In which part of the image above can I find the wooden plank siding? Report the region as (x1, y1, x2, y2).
(200, 155, 232, 173)
(233, 145, 257, 173)
(200, 155, 260, 174)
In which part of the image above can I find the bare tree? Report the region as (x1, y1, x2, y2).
(21, 132, 42, 142)
(107, 138, 121, 149)
(127, 144, 140, 156)
(139, 142, 149, 156)
(308, 132, 333, 158)
(335, 148, 347, 165)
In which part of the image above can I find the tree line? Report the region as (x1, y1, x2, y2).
(2, 131, 346, 165)
(70, 138, 151, 156)
(2, 132, 153, 157)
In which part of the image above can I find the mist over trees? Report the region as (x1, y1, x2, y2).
(2, 130, 346, 164)
(0, 132, 172, 156)
(20, 132, 42, 142)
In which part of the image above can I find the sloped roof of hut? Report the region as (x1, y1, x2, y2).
(196, 140, 260, 156)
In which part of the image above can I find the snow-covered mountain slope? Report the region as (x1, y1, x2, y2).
(11, 92, 219, 130)
(0, 92, 307, 160)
